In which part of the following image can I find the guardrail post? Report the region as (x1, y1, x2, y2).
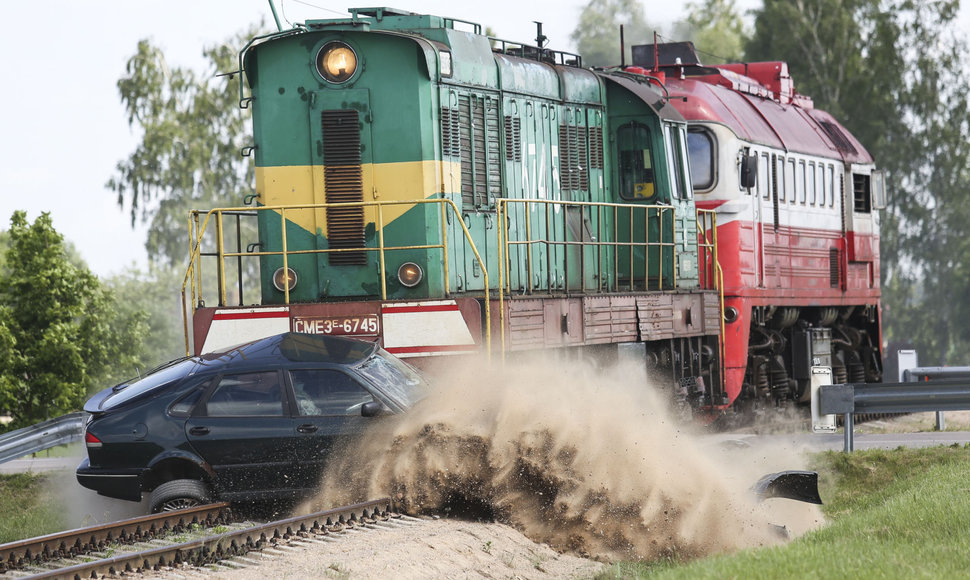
(843, 413, 854, 452)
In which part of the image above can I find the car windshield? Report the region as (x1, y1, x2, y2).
(356, 349, 429, 408)
(101, 358, 198, 410)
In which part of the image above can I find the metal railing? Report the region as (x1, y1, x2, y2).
(183, 198, 724, 363)
(181, 199, 489, 356)
(819, 378, 970, 452)
(0, 412, 85, 464)
(496, 199, 678, 295)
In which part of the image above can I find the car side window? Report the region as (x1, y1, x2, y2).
(168, 378, 214, 417)
(205, 371, 284, 417)
(289, 369, 373, 416)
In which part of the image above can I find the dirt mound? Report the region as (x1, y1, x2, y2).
(300, 356, 822, 562)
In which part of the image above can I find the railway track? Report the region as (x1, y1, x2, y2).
(0, 498, 395, 579)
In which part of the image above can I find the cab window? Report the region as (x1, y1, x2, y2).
(686, 128, 714, 190)
(618, 122, 656, 200)
(666, 126, 690, 200)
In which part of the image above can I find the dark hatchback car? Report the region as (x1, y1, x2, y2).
(76, 332, 426, 512)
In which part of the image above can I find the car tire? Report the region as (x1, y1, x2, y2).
(150, 479, 211, 513)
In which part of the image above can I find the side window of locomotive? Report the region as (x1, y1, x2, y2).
(775, 156, 786, 202)
(853, 173, 872, 213)
(808, 162, 817, 205)
(686, 128, 714, 191)
(618, 123, 656, 200)
(815, 163, 824, 206)
(827, 165, 836, 207)
(786, 158, 796, 204)
(797, 161, 807, 204)
(760, 153, 770, 200)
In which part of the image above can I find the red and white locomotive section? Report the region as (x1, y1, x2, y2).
(633, 43, 884, 405)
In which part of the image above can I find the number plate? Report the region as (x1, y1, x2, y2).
(292, 315, 380, 336)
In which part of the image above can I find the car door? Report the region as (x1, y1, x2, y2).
(185, 370, 300, 496)
(286, 368, 378, 490)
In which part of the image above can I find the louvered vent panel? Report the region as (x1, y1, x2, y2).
(588, 126, 603, 169)
(459, 96, 474, 206)
(819, 120, 858, 155)
(458, 95, 501, 208)
(504, 116, 521, 161)
(485, 102, 501, 201)
(576, 125, 589, 189)
(829, 248, 840, 288)
(559, 124, 589, 191)
(558, 127, 572, 190)
(441, 107, 460, 157)
(321, 110, 365, 265)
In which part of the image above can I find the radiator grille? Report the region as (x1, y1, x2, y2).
(321, 110, 365, 265)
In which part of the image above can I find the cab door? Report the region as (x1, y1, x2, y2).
(613, 118, 675, 290)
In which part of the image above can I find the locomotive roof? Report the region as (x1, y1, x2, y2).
(635, 42, 873, 164)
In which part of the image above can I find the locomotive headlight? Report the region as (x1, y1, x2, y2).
(317, 42, 358, 83)
(397, 262, 423, 288)
(273, 267, 298, 292)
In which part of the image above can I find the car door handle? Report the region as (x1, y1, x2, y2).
(189, 426, 210, 436)
(297, 424, 318, 434)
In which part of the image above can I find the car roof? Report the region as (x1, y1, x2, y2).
(199, 332, 379, 369)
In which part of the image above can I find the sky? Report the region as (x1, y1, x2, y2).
(0, 1, 965, 278)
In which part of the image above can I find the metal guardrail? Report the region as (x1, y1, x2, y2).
(819, 377, 970, 452)
(0, 412, 86, 464)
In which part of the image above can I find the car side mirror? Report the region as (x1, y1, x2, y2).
(740, 153, 758, 190)
(361, 400, 390, 417)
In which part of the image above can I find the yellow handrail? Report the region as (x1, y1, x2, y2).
(180, 198, 489, 357)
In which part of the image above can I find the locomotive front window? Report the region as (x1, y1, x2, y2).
(687, 128, 714, 191)
(617, 122, 656, 200)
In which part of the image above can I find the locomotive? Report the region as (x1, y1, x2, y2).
(624, 42, 884, 409)
(183, 7, 882, 417)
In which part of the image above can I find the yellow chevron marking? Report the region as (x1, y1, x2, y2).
(254, 160, 462, 234)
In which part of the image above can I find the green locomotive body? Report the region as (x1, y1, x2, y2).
(188, 8, 725, 412)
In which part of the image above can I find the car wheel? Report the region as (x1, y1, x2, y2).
(150, 479, 211, 513)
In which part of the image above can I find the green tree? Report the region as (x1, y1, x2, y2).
(108, 27, 262, 267)
(0, 212, 149, 428)
(746, 0, 970, 364)
(572, 0, 658, 66)
(103, 266, 185, 370)
(671, 0, 748, 63)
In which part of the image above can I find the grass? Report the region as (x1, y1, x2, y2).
(597, 445, 970, 579)
(0, 473, 66, 543)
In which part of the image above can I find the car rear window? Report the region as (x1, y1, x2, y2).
(101, 358, 198, 410)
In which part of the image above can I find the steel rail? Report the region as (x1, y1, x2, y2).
(0, 502, 231, 574)
(20, 498, 392, 579)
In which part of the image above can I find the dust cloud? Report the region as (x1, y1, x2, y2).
(302, 355, 823, 563)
